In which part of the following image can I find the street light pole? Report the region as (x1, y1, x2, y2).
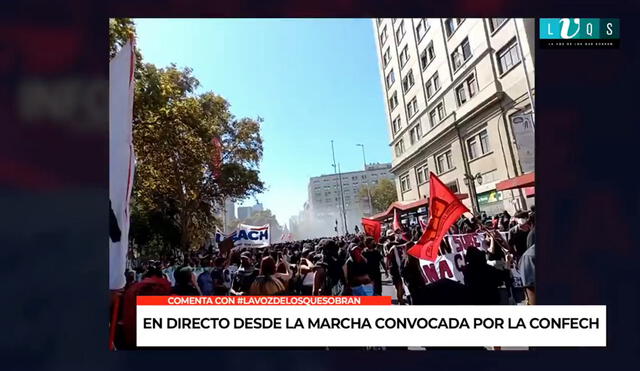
(356, 144, 374, 216)
(331, 140, 348, 235)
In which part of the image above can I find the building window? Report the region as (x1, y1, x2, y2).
(451, 37, 472, 71)
(399, 45, 410, 67)
(395, 20, 406, 43)
(394, 139, 405, 157)
(407, 97, 418, 118)
(429, 102, 445, 127)
(383, 47, 391, 67)
(416, 163, 429, 185)
(402, 69, 415, 93)
(416, 18, 429, 41)
(386, 69, 395, 89)
(420, 42, 435, 70)
(409, 123, 423, 144)
(380, 26, 388, 45)
(400, 173, 411, 192)
(444, 18, 464, 37)
(489, 18, 508, 32)
(446, 181, 459, 194)
(455, 73, 478, 106)
(392, 115, 402, 134)
(497, 39, 521, 75)
(467, 129, 490, 160)
(389, 91, 398, 110)
(435, 149, 454, 174)
(425, 72, 440, 99)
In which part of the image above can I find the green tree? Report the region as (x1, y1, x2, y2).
(110, 20, 266, 252)
(360, 178, 398, 214)
(240, 209, 283, 241)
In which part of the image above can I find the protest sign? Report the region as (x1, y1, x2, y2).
(215, 224, 271, 248)
(419, 232, 521, 286)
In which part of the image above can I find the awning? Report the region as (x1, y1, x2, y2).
(496, 172, 535, 191)
(369, 193, 469, 221)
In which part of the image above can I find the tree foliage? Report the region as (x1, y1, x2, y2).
(240, 209, 283, 241)
(110, 20, 265, 253)
(359, 178, 398, 214)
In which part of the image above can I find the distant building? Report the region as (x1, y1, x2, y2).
(237, 206, 253, 221)
(252, 202, 264, 214)
(224, 198, 235, 222)
(306, 162, 394, 235)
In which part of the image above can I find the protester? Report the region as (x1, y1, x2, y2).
(362, 236, 386, 295)
(508, 210, 532, 260)
(463, 246, 504, 305)
(233, 252, 257, 295)
(520, 244, 536, 305)
(172, 266, 201, 295)
(313, 239, 346, 296)
(249, 256, 286, 295)
(196, 258, 214, 295)
(344, 243, 374, 296)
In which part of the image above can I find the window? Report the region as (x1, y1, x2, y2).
(392, 115, 402, 134)
(407, 97, 418, 118)
(386, 69, 395, 88)
(395, 20, 406, 43)
(451, 37, 472, 71)
(467, 129, 490, 160)
(445, 18, 464, 37)
(383, 47, 391, 67)
(394, 139, 405, 157)
(409, 123, 423, 144)
(446, 181, 459, 194)
(400, 173, 411, 192)
(435, 149, 454, 173)
(380, 26, 388, 44)
(402, 70, 415, 93)
(497, 39, 521, 75)
(489, 18, 508, 32)
(429, 102, 445, 127)
(389, 91, 398, 110)
(420, 42, 435, 70)
(455, 74, 478, 106)
(416, 163, 429, 184)
(425, 72, 440, 99)
(416, 18, 429, 40)
(399, 45, 410, 67)
(456, 84, 467, 106)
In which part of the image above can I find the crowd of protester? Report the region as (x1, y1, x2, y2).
(113, 208, 535, 349)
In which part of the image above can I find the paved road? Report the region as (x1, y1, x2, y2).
(380, 273, 398, 303)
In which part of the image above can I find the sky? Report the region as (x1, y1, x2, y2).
(134, 18, 392, 227)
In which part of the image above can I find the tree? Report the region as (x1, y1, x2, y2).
(240, 209, 283, 241)
(110, 20, 266, 252)
(359, 178, 398, 214)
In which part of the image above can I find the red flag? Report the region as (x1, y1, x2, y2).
(408, 172, 470, 261)
(361, 218, 381, 242)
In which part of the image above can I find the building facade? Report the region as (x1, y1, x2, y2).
(373, 18, 535, 216)
(237, 206, 253, 221)
(307, 163, 394, 235)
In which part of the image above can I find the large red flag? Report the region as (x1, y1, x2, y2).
(408, 172, 470, 261)
(361, 218, 382, 242)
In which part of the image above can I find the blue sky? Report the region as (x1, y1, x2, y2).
(134, 18, 392, 226)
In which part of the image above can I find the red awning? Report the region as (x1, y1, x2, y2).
(525, 186, 535, 197)
(496, 172, 535, 191)
(369, 193, 469, 221)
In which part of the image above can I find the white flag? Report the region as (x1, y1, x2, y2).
(109, 41, 136, 290)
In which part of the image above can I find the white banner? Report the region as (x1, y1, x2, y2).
(215, 224, 271, 248)
(137, 303, 606, 347)
(419, 232, 519, 286)
(109, 41, 136, 290)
